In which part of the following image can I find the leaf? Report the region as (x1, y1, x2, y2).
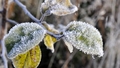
(63, 38, 73, 53)
(4, 23, 46, 59)
(41, 0, 78, 16)
(12, 45, 41, 68)
(64, 21, 103, 57)
(50, 3, 78, 16)
(44, 34, 57, 53)
(56, 0, 72, 6)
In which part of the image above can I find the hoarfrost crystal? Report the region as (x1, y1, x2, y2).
(63, 21, 103, 57)
(41, 0, 56, 10)
(4, 23, 46, 59)
(50, 3, 78, 16)
(41, 0, 78, 16)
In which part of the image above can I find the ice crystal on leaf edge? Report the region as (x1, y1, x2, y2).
(41, 0, 78, 16)
(4, 23, 46, 59)
(63, 21, 104, 57)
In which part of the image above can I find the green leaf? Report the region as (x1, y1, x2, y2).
(12, 45, 41, 68)
(44, 34, 57, 53)
(64, 21, 103, 57)
(4, 23, 46, 59)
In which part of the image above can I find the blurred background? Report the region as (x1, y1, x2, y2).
(0, 0, 120, 68)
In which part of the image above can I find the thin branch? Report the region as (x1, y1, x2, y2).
(6, 19, 18, 25)
(1, 39, 8, 68)
(14, 0, 64, 40)
(47, 31, 64, 40)
(40, 14, 45, 22)
(61, 49, 78, 68)
(40, 9, 51, 22)
(48, 42, 60, 68)
(13, 0, 40, 23)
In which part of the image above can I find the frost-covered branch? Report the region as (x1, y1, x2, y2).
(61, 49, 77, 68)
(47, 31, 64, 40)
(1, 40, 8, 68)
(6, 19, 18, 25)
(48, 42, 60, 68)
(13, 0, 40, 23)
(13, 0, 63, 39)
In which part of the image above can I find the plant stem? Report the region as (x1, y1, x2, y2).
(47, 31, 64, 40)
(6, 19, 18, 25)
(13, 0, 64, 40)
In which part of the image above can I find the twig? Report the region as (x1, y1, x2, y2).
(48, 41, 60, 68)
(6, 19, 18, 25)
(61, 49, 78, 68)
(13, 0, 64, 39)
(13, 0, 40, 23)
(40, 9, 51, 22)
(40, 14, 45, 22)
(1, 39, 8, 68)
(47, 31, 64, 40)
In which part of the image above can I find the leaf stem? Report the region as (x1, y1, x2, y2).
(6, 19, 18, 25)
(47, 31, 64, 40)
(13, 0, 64, 40)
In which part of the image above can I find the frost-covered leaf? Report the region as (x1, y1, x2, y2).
(4, 23, 46, 59)
(41, 0, 56, 15)
(63, 21, 103, 57)
(63, 38, 73, 53)
(44, 34, 57, 53)
(41, 0, 56, 9)
(50, 3, 78, 16)
(12, 45, 41, 68)
(41, 0, 78, 16)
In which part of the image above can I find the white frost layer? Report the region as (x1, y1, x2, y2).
(41, 0, 78, 16)
(64, 21, 103, 57)
(4, 23, 46, 59)
(50, 3, 78, 16)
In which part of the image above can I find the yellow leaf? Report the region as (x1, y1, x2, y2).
(56, 0, 72, 6)
(44, 34, 57, 53)
(12, 45, 41, 68)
